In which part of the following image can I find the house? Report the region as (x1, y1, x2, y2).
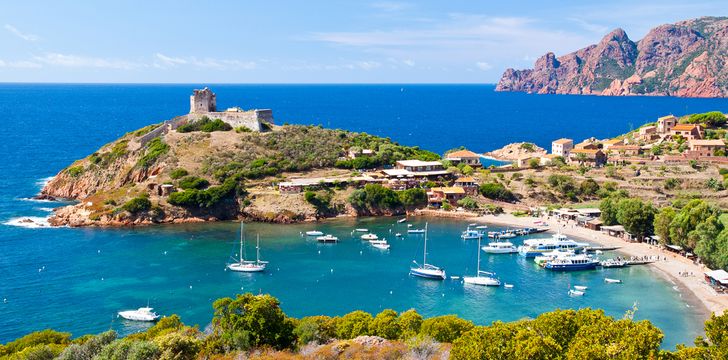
(638, 125, 658, 141)
(574, 141, 599, 150)
(607, 145, 642, 157)
(539, 154, 561, 166)
(453, 176, 478, 195)
(384, 160, 449, 178)
(348, 148, 374, 159)
(689, 139, 725, 157)
(601, 224, 635, 241)
(427, 187, 466, 207)
(551, 138, 573, 157)
(670, 124, 703, 140)
(568, 149, 606, 166)
(657, 115, 677, 133)
(516, 155, 537, 168)
(704, 269, 728, 289)
(445, 150, 482, 167)
(602, 138, 624, 150)
(586, 218, 603, 231)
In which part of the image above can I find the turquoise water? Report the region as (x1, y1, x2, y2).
(1, 84, 725, 347)
(0, 216, 705, 348)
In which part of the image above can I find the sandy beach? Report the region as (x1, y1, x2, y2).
(474, 213, 728, 317)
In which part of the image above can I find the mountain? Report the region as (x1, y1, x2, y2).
(496, 17, 728, 97)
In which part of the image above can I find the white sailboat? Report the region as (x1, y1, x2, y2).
(463, 236, 501, 286)
(410, 223, 446, 280)
(227, 222, 267, 272)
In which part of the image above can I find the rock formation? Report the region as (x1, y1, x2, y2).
(496, 17, 728, 98)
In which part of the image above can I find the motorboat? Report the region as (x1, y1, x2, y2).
(361, 233, 379, 240)
(517, 236, 588, 258)
(227, 223, 267, 273)
(398, 218, 407, 223)
(370, 239, 391, 250)
(475, 225, 488, 230)
(305, 230, 324, 236)
(504, 283, 514, 289)
(573, 285, 588, 291)
(395, 233, 403, 237)
(533, 250, 574, 267)
(316, 234, 339, 243)
(408, 228, 425, 234)
(600, 259, 627, 268)
(460, 227, 484, 240)
(604, 278, 623, 284)
(488, 230, 517, 239)
(354, 228, 368, 232)
(410, 223, 445, 280)
(463, 236, 501, 286)
(568, 289, 585, 296)
(545, 254, 599, 271)
(118, 307, 160, 322)
(481, 241, 518, 254)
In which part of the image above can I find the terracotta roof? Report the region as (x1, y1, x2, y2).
(569, 149, 601, 154)
(430, 186, 466, 194)
(455, 176, 475, 182)
(541, 154, 560, 158)
(552, 138, 573, 145)
(609, 145, 641, 150)
(603, 139, 623, 145)
(446, 150, 479, 158)
(690, 139, 725, 146)
(671, 124, 700, 131)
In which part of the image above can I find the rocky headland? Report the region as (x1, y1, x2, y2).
(496, 16, 728, 98)
(483, 142, 546, 161)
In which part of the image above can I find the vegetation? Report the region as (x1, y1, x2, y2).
(168, 175, 242, 208)
(66, 166, 84, 178)
(177, 176, 209, 190)
(169, 168, 188, 180)
(683, 111, 727, 128)
(479, 182, 516, 202)
(304, 189, 333, 214)
(4, 294, 728, 359)
(137, 138, 169, 168)
(121, 196, 152, 214)
(349, 184, 403, 213)
(177, 116, 232, 133)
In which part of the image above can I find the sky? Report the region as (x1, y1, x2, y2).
(0, 0, 725, 83)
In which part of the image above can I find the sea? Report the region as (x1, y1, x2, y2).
(1, 84, 727, 348)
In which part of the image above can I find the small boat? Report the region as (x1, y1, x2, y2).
(482, 241, 518, 254)
(463, 236, 501, 286)
(118, 307, 160, 322)
(410, 223, 446, 280)
(545, 254, 599, 271)
(370, 239, 391, 250)
(573, 285, 588, 291)
(316, 234, 339, 243)
(468, 223, 477, 227)
(461, 227, 484, 240)
(408, 228, 425, 234)
(305, 230, 324, 236)
(604, 278, 623, 284)
(600, 259, 627, 268)
(475, 225, 488, 230)
(398, 218, 407, 223)
(568, 289, 585, 296)
(450, 276, 461, 280)
(395, 233, 402, 237)
(407, 224, 413, 227)
(354, 228, 369, 232)
(361, 233, 379, 240)
(228, 223, 267, 273)
(504, 283, 514, 289)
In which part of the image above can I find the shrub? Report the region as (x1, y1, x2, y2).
(664, 178, 680, 190)
(457, 196, 478, 210)
(235, 126, 252, 133)
(170, 168, 189, 179)
(398, 188, 427, 209)
(420, 315, 474, 343)
(685, 111, 727, 127)
(56, 330, 116, 360)
(349, 184, 402, 212)
(293, 316, 338, 346)
(66, 166, 84, 178)
(304, 190, 333, 213)
(336, 311, 373, 339)
(211, 293, 295, 351)
(154, 332, 200, 360)
(370, 309, 401, 340)
(121, 196, 152, 213)
(479, 183, 516, 202)
(177, 116, 232, 133)
(137, 138, 169, 168)
(168, 175, 241, 208)
(398, 309, 423, 339)
(0, 329, 71, 356)
(178, 176, 209, 190)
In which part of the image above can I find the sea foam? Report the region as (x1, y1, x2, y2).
(3, 216, 52, 229)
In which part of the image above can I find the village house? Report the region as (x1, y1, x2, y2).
(539, 154, 561, 166)
(551, 138, 573, 157)
(670, 123, 703, 140)
(453, 176, 478, 195)
(516, 155, 537, 168)
(444, 150, 482, 167)
(347, 148, 374, 159)
(381, 160, 449, 178)
(568, 148, 606, 167)
(427, 187, 466, 207)
(607, 144, 642, 157)
(574, 139, 599, 150)
(657, 115, 677, 134)
(688, 139, 726, 157)
(638, 125, 658, 141)
(602, 138, 624, 150)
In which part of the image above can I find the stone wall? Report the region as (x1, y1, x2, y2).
(135, 116, 187, 147)
(188, 109, 273, 131)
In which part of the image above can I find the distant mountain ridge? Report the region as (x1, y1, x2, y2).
(496, 17, 728, 98)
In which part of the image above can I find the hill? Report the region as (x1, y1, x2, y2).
(496, 17, 728, 97)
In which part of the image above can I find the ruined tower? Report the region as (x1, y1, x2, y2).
(189, 87, 216, 113)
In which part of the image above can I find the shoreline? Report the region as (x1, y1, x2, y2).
(475, 212, 727, 319)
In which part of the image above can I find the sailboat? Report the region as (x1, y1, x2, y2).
(410, 223, 446, 280)
(227, 222, 267, 272)
(463, 236, 501, 286)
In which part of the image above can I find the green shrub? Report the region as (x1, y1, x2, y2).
(0, 329, 71, 356)
(479, 183, 516, 202)
(66, 166, 84, 178)
(121, 196, 152, 213)
(170, 168, 189, 179)
(235, 126, 252, 133)
(398, 309, 423, 339)
(398, 188, 427, 208)
(370, 309, 401, 340)
(168, 175, 241, 208)
(457, 196, 478, 210)
(137, 138, 169, 168)
(178, 176, 209, 190)
(177, 116, 231, 133)
(349, 184, 403, 212)
(293, 316, 338, 346)
(420, 315, 474, 343)
(336, 311, 373, 339)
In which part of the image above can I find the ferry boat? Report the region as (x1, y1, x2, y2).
(118, 307, 160, 322)
(481, 241, 518, 254)
(517, 234, 588, 258)
(316, 234, 339, 243)
(533, 250, 574, 267)
(544, 254, 599, 271)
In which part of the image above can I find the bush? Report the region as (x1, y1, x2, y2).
(178, 176, 209, 190)
(349, 184, 403, 212)
(177, 116, 232, 133)
(168, 175, 241, 208)
(304, 190, 333, 213)
(370, 309, 401, 340)
(170, 168, 189, 179)
(685, 111, 727, 127)
(293, 316, 338, 346)
(398, 309, 423, 339)
(0, 329, 71, 356)
(336, 311, 373, 339)
(211, 293, 295, 351)
(398, 188, 427, 209)
(457, 196, 478, 210)
(420, 315, 474, 343)
(121, 196, 152, 214)
(66, 166, 84, 178)
(479, 183, 516, 202)
(137, 138, 169, 168)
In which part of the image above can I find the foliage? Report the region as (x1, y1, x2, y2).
(457, 196, 478, 210)
(420, 315, 474, 343)
(599, 195, 624, 226)
(153, 332, 201, 360)
(579, 178, 600, 197)
(654, 207, 676, 246)
(178, 176, 209, 190)
(398, 188, 427, 209)
(336, 311, 373, 340)
(685, 111, 727, 127)
(0, 329, 71, 356)
(548, 174, 578, 200)
(169, 168, 189, 180)
(349, 184, 402, 213)
(693, 216, 728, 270)
(528, 157, 541, 168)
(616, 198, 656, 238)
(66, 166, 84, 178)
(121, 196, 152, 214)
(479, 183, 516, 202)
(56, 330, 117, 360)
(137, 138, 169, 168)
(304, 190, 333, 214)
(668, 199, 722, 250)
(520, 142, 535, 151)
(664, 178, 681, 190)
(397, 309, 423, 339)
(168, 175, 242, 208)
(292, 316, 338, 346)
(177, 116, 232, 133)
(369, 309, 401, 340)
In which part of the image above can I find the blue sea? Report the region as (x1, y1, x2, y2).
(1, 84, 727, 348)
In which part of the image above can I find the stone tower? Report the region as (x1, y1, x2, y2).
(189, 87, 216, 113)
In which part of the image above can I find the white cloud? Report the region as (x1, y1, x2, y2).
(154, 53, 187, 67)
(4, 24, 39, 41)
(371, 2, 413, 12)
(475, 61, 492, 71)
(402, 59, 415, 67)
(154, 53, 256, 70)
(33, 53, 143, 69)
(0, 59, 42, 68)
(568, 18, 609, 34)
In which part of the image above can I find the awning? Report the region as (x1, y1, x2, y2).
(705, 269, 728, 285)
(666, 244, 683, 251)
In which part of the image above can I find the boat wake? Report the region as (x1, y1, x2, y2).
(3, 216, 53, 229)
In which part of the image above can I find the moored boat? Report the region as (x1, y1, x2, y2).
(573, 285, 588, 291)
(600, 259, 627, 268)
(370, 239, 391, 250)
(410, 223, 446, 280)
(518, 235, 588, 258)
(482, 241, 518, 254)
(408, 228, 425, 234)
(604, 278, 623, 284)
(544, 254, 599, 271)
(568, 289, 585, 296)
(316, 234, 339, 243)
(305, 230, 324, 236)
(354, 228, 368, 232)
(227, 223, 267, 273)
(461, 227, 484, 240)
(118, 307, 160, 322)
(463, 236, 501, 286)
(361, 233, 379, 240)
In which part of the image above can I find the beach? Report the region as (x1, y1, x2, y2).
(476, 212, 728, 317)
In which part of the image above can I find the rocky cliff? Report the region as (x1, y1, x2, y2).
(496, 17, 728, 97)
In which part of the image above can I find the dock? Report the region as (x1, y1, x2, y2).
(584, 246, 620, 252)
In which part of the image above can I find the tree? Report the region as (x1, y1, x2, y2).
(653, 207, 676, 245)
(398, 188, 427, 209)
(397, 309, 423, 339)
(336, 311, 373, 339)
(293, 316, 338, 346)
(211, 294, 295, 351)
(369, 309, 401, 340)
(451, 322, 517, 360)
(457, 196, 478, 210)
(461, 164, 474, 175)
(579, 179, 600, 197)
(528, 158, 541, 169)
(479, 183, 516, 202)
(669, 200, 722, 250)
(694, 218, 728, 270)
(121, 196, 151, 213)
(599, 196, 622, 226)
(420, 315, 474, 343)
(616, 198, 655, 239)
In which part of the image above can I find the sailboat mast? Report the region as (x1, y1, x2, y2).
(476, 235, 481, 276)
(423, 222, 428, 265)
(256, 234, 260, 263)
(240, 222, 244, 263)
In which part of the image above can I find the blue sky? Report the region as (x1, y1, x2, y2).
(0, 0, 725, 83)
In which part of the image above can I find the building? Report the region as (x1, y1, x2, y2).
(607, 145, 642, 157)
(602, 138, 624, 150)
(444, 150, 482, 167)
(657, 115, 677, 133)
(638, 125, 657, 141)
(186, 88, 274, 132)
(427, 187, 466, 207)
(516, 155, 537, 168)
(190, 87, 217, 113)
(539, 154, 561, 166)
(670, 124, 703, 140)
(551, 138, 573, 157)
(689, 139, 726, 157)
(568, 148, 606, 166)
(382, 160, 449, 178)
(453, 176, 478, 195)
(348, 149, 374, 159)
(574, 140, 599, 150)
